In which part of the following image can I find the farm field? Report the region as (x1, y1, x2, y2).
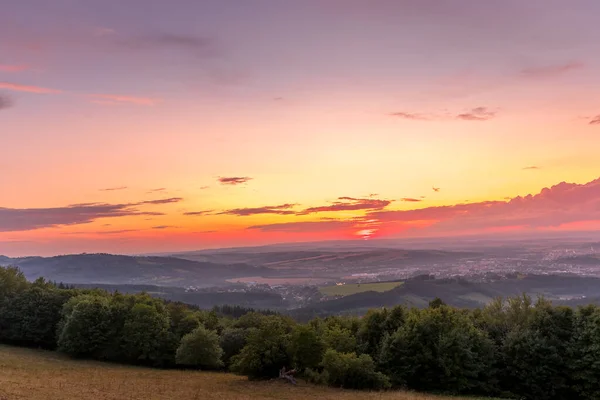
(319, 281, 403, 297)
(0, 345, 501, 400)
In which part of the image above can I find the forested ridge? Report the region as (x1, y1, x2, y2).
(1, 266, 599, 399)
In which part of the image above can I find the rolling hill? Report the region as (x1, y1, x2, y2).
(0, 253, 275, 287)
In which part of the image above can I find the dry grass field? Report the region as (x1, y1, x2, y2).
(0, 345, 499, 400)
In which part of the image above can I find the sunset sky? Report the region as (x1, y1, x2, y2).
(2, 0, 600, 256)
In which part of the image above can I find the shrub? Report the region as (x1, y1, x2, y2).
(320, 349, 390, 390)
(176, 325, 223, 369)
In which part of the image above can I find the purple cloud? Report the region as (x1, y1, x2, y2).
(99, 186, 128, 191)
(0, 203, 163, 232)
(218, 176, 252, 185)
(521, 61, 583, 78)
(298, 197, 391, 214)
(218, 204, 298, 216)
(139, 197, 182, 205)
(184, 210, 215, 216)
(0, 94, 13, 110)
(456, 107, 496, 121)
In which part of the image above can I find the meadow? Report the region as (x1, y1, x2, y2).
(319, 281, 403, 297)
(0, 345, 499, 400)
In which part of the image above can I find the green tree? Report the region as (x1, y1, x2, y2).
(357, 308, 389, 359)
(167, 302, 201, 338)
(176, 325, 223, 369)
(220, 327, 249, 367)
(429, 297, 446, 309)
(0, 286, 72, 348)
(501, 300, 576, 400)
(120, 302, 176, 366)
(319, 349, 390, 390)
(57, 295, 113, 358)
(0, 266, 29, 309)
(379, 306, 494, 394)
(231, 317, 293, 380)
(290, 324, 325, 371)
(322, 325, 356, 353)
(571, 305, 600, 399)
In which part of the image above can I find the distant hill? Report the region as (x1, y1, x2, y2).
(0, 253, 274, 287)
(169, 248, 481, 271)
(71, 282, 289, 309)
(293, 274, 600, 317)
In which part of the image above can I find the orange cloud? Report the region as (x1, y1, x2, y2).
(0, 81, 61, 94)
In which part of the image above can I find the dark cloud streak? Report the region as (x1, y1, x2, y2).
(184, 210, 215, 216)
(521, 61, 583, 78)
(218, 177, 252, 185)
(456, 107, 496, 121)
(0, 94, 13, 110)
(298, 197, 391, 214)
(0, 204, 163, 232)
(218, 204, 297, 216)
(113, 33, 219, 58)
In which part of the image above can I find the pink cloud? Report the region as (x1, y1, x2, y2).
(372, 177, 600, 233)
(521, 61, 584, 78)
(0, 65, 29, 72)
(389, 112, 432, 121)
(88, 94, 159, 106)
(0, 81, 61, 94)
(246, 177, 600, 238)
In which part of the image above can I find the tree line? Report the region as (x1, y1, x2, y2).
(1, 266, 599, 399)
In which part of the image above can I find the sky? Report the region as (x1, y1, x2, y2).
(1, 0, 600, 256)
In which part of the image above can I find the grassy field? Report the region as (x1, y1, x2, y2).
(320, 281, 403, 297)
(0, 345, 500, 400)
